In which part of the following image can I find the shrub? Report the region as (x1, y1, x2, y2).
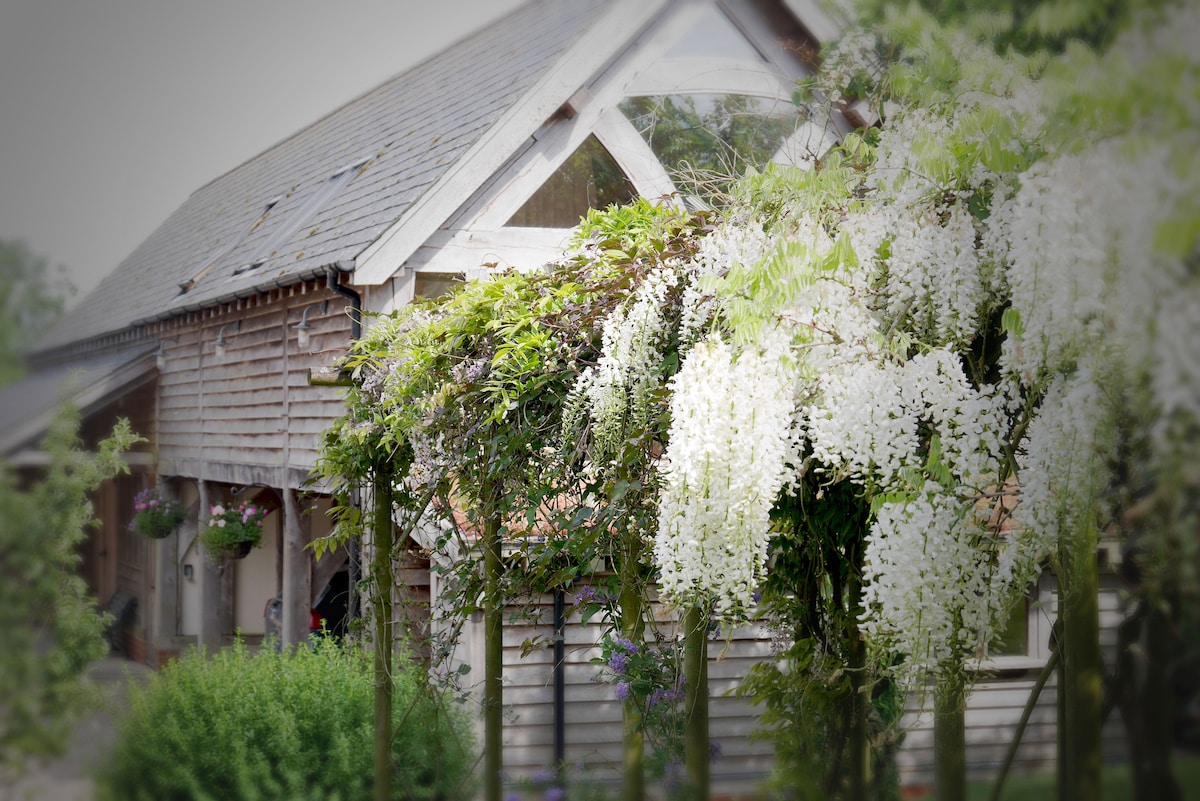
(97, 638, 476, 801)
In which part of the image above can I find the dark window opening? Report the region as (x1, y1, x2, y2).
(506, 135, 637, 228)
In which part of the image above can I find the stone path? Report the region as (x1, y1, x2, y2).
(6, 653, 152, 801)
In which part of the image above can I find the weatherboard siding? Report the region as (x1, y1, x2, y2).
(156, 285, 349, 485)
(454, 593, 776, 792)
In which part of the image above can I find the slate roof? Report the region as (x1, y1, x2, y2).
(0, 344, 155, 454)
(36, 0, 608, 354)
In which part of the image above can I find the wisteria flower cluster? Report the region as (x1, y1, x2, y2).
(655, 330, 797, 615)
(570, 266, 681, 464)
(129, 489, 186, 539)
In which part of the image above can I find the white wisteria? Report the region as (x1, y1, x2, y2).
(648, 0, 1198, 690)
(654, 330, 798, 615)
(860, 486, 999, 682)
(572, 265, 680, 462)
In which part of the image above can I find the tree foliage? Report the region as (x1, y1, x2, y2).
(0, 239, 73, 386)
(0, 405, 141, 776)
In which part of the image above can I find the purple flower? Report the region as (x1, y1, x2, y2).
(614, 681, 630, 701)
(663, 758, 683, 791)
(532, 768, 555, 785)
(615, 637, 638, 654)
(608, 651, 628, 673)
(506, 796, 521, 801)
(544, 788, 565, 801)
(649, 684, 683, 708)
(573, 585, 596, 604)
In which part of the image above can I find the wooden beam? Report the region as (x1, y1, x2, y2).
(308, 366, 353, 387)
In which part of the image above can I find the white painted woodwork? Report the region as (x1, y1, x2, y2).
(354, 0, 673, 285)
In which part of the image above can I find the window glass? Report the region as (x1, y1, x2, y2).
(664, 4, 764, 61)
(619, 93, 803, 198)
(414, 273, 463, 301)
(506, 135, 638, 228)
(989, 595, 1030, 657)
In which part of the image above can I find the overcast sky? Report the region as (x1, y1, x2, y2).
(0, 0, 525, 308)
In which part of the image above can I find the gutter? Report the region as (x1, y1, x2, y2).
(326, 262, 362, 340)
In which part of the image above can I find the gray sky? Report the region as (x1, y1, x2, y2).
(0, 0, 525, 308)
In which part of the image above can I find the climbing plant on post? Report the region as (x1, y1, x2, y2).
(370, 465, 393, 801)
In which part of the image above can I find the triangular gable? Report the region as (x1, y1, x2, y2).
(382, 0, 846, 299)
(352, 0, 672, 286)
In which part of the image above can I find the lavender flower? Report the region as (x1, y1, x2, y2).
(614, 681, 630, 701)
(608, 651, 628, 674)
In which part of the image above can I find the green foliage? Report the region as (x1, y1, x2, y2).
(851, 0, 1148, 58)
(742, 476, 902, 800)
(97, 638, 476, 801)
(0, 239, 74, 387)
(0, 405, 142, 772)
(130, 489, 186, 538)
(592, 634, 687, 788)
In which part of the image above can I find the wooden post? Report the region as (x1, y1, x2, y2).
(934, 673, 967, 801)
(281, 488, 312, 647)
(152, 479, 181, 663)
(372, 472, 394, 801)
(197, 481, 226, 653)
(619, 532, 647, 801)
(482, 499, 504, 801)
(683, 604, 709, 801)
(1059, 530, 1103, 801)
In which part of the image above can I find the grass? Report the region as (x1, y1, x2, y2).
(965, 754, 1200, 801)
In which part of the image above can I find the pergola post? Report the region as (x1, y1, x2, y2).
(281, 487, 312, 646)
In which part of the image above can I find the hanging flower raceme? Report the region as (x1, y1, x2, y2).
(570, 266, 681, 464)
(860, 484, 1002, 688)
(654, 329, 798, 616)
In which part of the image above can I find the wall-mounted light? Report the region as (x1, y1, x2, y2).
(155, 336, 179, 371)
(213, 321, 241, 359)
(293, 301, 328, 351)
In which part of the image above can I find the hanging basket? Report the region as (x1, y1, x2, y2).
(130, 490, 186, 539)
(226, 540, 254, 560)
(199, 501, 266, 561)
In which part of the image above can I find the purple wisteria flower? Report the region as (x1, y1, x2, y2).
(544, 788, 565, 801)
(614, 681, 631, 701)
(649, 684, 684, 708)
(608, 650, 628, 673)
(573, 585, 596, 604)
(614, 637, 638, 653)
(532, 768, 555, 784)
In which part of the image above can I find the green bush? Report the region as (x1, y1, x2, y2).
(97, 638, 475, 801)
